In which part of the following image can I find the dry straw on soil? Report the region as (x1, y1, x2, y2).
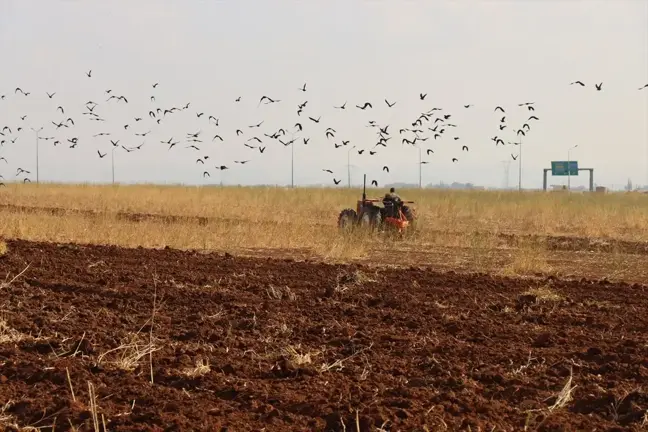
(1, 183, 648, 275)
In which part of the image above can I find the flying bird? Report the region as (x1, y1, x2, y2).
(309, 116, 321, 123)
(494, 106, 505, 113)
(385, 99, 396, 107)
(420, 93, 427, 100)
(249, 121, 264, 128)
(333, 178, 341, 185)
(299, 83, 307, 92)
(452, 158, 458, 163)
(511, 154, 518, 160)
(334, 102, 347, 109)
(383, 166, 389, 173)
(356, 102, 372, 110)
(639, 84, 648, 90)
(462, 145, 469, 151)
(371, 180, 378, 186)
(570, 81, 585, 86)
(46, 92, 56, 99)
(595, 82, 603, 91)
(97, 150, 106, 158)
(86, 70, 92, 78)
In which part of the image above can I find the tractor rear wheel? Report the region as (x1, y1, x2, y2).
(360, 207, 382, 230)
(401, 205, 416, 223)
(338, 208, 358, 230)
(401, 205, 417, 234)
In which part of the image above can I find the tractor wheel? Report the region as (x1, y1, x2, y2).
(360, 207, 382, 230)
(401, 205, 417, 235)
(338, 208, 358, 230)
(401, 205, 416, 223)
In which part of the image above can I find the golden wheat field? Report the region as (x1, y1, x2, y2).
(1, 183, 648, 281)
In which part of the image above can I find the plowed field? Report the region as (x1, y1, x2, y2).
(1, 239, 648, 431)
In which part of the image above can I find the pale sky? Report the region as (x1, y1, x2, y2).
(0, 1, 647, 189)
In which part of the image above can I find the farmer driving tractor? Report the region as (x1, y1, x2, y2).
(383, 187, 403, 218)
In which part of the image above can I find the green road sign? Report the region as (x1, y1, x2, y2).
(551, 161, 578, 176)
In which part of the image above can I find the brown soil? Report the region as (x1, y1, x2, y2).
(1, 239, 648, 431)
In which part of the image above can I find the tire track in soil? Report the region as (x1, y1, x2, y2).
(0, 239, 647, 431)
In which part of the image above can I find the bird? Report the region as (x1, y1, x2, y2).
(639, 84, 648, 90)
(118, 96, 128, 103)
(249, 121, 264, 128)
(511, 154, 518, 160)
(427, 149, 433, 155)
(97, 150, 106, 158)
(309, 116, 321, 123)
(23, 178, 31, 183)
(494, 106, 505, 113)
(595, 83, 603, 91)
(213, 134, 223, 142)
(462, 145, 469, 151)
(358, 149, 365, 154)
(57, 106, 65, 114)
(369, 151, 377, 155)
(333, 178, 341, 185)
(259, 96, 279, 104)
(528, 115, 539, 121)
(153, 82, 159, 88)
(334, 102, 347, 109)
(15, 87, 28, 95)
(235, 97, 241, 102)
(46, 92, 56, 99)
(570, 81, 585, 86)
(385, 99, 396, 107)
(303, 138, 310, 145)
(196, 159, 205, 164)
(322, 169, 333, 174)
(259, 147, 266, 153)
(66, 118, 75, 126)
(383, 166, 389, 173)
(371, 180, 378, 187)
(420, 93, 427, 100)
(299, 83, 307, 92)
(464, 104, 473, 108)
(356, 102, 372, 110)
(452, 158, 458, 163)
(517, 129, 526, 136)
(110, 140, 120, 147)
(235, 160, 250, 164)
(203, 171, 210, 177)
(86, 70, 92, 78)
(215, 165, 229, 170)
(16, 168, 30, 175)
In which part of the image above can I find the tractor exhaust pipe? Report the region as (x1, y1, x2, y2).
(362, 174, 367, 201)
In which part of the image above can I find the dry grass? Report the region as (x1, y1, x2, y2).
(2, 183, 648, 276)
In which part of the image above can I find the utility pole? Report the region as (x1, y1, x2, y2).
(289, 131, 297, 188)
(567, 144, 578, 191)
(501, 160, 512, 189)
(31, 126, 43, 184)
(518, 135, 523, 191)
(111, 146, 117, 185)
(418, 146, 422, 189)
(347, 146, 356, 188)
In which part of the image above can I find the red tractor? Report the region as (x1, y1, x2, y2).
(338, 175, 416, 234)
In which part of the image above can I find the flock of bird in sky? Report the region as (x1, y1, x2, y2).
(1, 71, 648, 186)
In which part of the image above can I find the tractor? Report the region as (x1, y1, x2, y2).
(338, 175, 416, 234)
